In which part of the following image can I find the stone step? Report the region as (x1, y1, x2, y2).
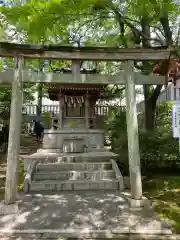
(36, 162, 112, 172)
(56, 156, 111, 163)
(28, 155, 112, 164)
(33, 170, 116, 181)
(29, 179, 119, 191)
(29, 150, 117, 161)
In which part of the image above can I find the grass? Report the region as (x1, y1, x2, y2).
(0, 159, 26, 200)
(0, 134, 38, 201)
(143, 175, 180, 233)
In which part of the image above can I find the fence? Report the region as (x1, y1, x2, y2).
(23, 104, 125, 117)
(136, 84, 176, 113)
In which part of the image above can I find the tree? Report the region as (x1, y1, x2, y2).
(75, 0, 178, 130)
(0, 58, 36, 123)
(1, 0, 180, 130)
(93, 0, 178, 130)
(133, 1, 175, 130)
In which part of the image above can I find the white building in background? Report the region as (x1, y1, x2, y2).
(31, 92, 59, 106)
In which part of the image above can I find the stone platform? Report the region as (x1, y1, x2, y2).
(0, 192, 172, 239)
(43, 128, 104, 152)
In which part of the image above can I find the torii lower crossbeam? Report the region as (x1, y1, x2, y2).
(1, 43, 167, 207)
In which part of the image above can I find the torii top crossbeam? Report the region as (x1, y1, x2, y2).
(0, 42, 171, 60)
(3, 42, 171, 205)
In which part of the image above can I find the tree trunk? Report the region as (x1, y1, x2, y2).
(141, 16, 163, 131)
(143, 84, 163, 131)
(144, 99, 156, 131)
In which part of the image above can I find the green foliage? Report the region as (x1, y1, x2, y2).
(155, 102, 172, 129)
(105, 103, 179, 174)
(0, 58, 38, 122)
(0, 84, 36, 121)
(0, 58, 36, 103)
(43, 111, 51, 121)
(1, 0, 179, 49)
(1, 0, 105, 45)
(17, 160, 26, 192)
(103, 85, 125, 100)
(144, 176, 180, 233)
(139, 130, 178, 162)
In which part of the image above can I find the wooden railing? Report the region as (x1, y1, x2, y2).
(1, 84, 175, 119)
(23, 104, 125, 117)
(24, 84, 177, 116)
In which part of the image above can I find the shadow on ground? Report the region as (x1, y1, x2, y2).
(0, 191, 171, 238)
(0, 135, 175, 237)
(143, 176, 180, 233)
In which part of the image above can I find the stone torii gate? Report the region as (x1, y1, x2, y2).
(0, 42, 170, 206)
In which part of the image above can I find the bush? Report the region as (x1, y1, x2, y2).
(114, 129, 179, 175)
(104, 103, 179, 175)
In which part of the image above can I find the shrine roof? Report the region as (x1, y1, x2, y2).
(47, 84, 106, 100)
(46, 83, 106, 90)
(153, 60, 180, 81)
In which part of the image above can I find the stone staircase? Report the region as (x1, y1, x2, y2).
(23, 154, 124, 192)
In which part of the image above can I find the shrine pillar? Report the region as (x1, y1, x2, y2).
(125, 60, 142, 206)
(58, 93, 63, 128)
(85, 94, 89, 128)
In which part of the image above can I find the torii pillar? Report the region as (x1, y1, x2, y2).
(5, 56, 24, 205)
(125, 61, 143, 207)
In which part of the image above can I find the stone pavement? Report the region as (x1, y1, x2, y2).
(0, 191, 172, 239)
